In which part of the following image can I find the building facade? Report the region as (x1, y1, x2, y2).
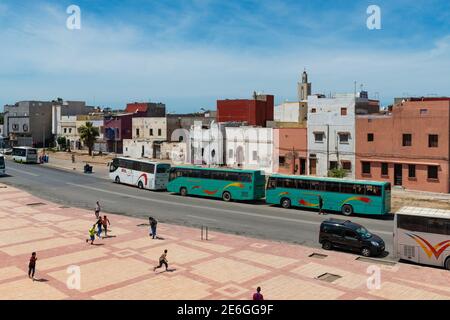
(225, 126, 274, 173)
(297, 70, 312, 101)
(307, 92, 379, 179)
(190, 122, 227, 166)
(104, 114, 133, 154)
(125, 102, 166, 117)
(217, 93, 274, 126)
(356, 98, 450, 193)
(273, 128, 308, 175)
(274, 101, 307, 125)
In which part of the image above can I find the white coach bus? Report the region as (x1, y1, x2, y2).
(12, 147, 39, 164)
(394, 206, 450, 270)
(109, 157, 171, 190)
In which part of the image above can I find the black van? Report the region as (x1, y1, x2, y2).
(319, 219, 385, 257)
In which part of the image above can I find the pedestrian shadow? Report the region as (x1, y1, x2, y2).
(153, 268, 177, 274)
(91, 243, 105, 246)
(102, 235, 117, 239)
(33, 278, 49, 282)
(137, 223, 150, 227)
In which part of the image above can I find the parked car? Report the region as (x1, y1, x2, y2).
(319, 219, 385, 257)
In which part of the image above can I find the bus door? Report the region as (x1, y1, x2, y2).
(155, 164, 170, 190)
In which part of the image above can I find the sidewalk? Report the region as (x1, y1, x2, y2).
(1, 183, 450, 300)
(41, 156, 110, 179)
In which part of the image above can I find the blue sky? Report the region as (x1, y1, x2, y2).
(1, 0, 449, 112)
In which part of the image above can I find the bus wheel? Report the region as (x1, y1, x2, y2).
(445, 257, 450, 270)
(138, 181, 144, 189)
(281, 198, 291, 209)
(361, 247, 372, 257)
(115, 176, 120, 184)
(341, 204, 353, 216)
(222, 191, 232, 202)
(322, 241, 332, 250)
(180, 187, 188, 197)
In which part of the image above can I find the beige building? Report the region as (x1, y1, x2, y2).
(132, 117, 167, 140)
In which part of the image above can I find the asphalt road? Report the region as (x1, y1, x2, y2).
(1, 159, 395, 258)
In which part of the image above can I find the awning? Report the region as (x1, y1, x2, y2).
(359, 159, 441, 166)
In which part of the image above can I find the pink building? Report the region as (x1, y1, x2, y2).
(274, 128, 308, 175)
(356, 98, 450, 193)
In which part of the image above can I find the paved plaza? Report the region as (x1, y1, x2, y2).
(1, 183, 450, 300)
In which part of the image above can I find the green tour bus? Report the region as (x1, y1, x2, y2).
(266, 175, 391, 216)
(168, 166, 266, 202)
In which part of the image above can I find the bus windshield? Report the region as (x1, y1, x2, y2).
(356, 227, 372, 239)
(156, 164, 170, 173)
(28, 149, 37, 155)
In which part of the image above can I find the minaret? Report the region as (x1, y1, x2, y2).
(297, 69, 312, 101)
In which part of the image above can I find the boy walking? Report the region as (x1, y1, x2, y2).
(28, 252, 37, 280)
(95, 201, 101, 219)
(102, 215, 111, 237)
(96, 217, 103, 238)
(86, 225, 96, 245)
(153, 249, 169, 272)
(149, 217, 158, 239)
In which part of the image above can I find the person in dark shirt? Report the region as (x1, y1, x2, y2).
(253, 287, 264, 300)
(318, 195, 324, 215)
(28, 252, 37, 280)
(153, 249, 168, 272)
(149, 217, 158, 239)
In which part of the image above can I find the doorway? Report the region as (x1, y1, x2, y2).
(394, 164, 403, 186)
(300, 158, 306, 175)
(309, 158, 317, 175)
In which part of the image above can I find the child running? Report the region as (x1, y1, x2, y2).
(96, 217, 103, 238)
(28, 252, 37, 280)
(102, 215, 111, 237)
(86, 224, 96, 245)
(153, 249, 169, 272)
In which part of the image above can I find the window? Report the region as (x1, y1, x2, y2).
(310, 181, 325, 191)
(314, 132, 324, 142)
(428, 166, 438, 180)
(252, 151, 257, 161)
(64, 128, 67, 133)
(325, 182, 340, 193)
(428, 134, 438, 148)
(341, 183, 365, 195)
(367, 133, 374, 142)
(408, 165, 416, 178)
(402, 134, 412, 146)
(420, 109, 428, 115)
(279, 156, 286, 165)
(297, 180, 310, 190)
(136, 129, 140, 137)
(341, 108, 347, 116)
(341, 161, 351, 171)
(140, 162, 155, 173)
(267, 177, 277, 189)
(150, 129, 153, 136)
(381, 163, 388, 176)
(339, 133, 349, 144)
(229, 149, 234, 159)
(158, 129, 162, 136)
(344, 230, 358, 240)
(311, 108, 317, 113)
(329, 161, 338, 170)
(362, 162, 371, 174)
(365, 185, 381, 197)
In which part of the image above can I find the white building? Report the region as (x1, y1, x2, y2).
(307, 91, 379, 178)
(190, 121, 226, 166)
(274, 101, 307, 124)
(225, 127, 274, 173)
(0, 124, 4, 138)
(123, 117, 168, 159)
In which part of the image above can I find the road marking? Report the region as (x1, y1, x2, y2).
(6, 167, 40, 177)
(66, 182, 392, 236)
(187, 215, 218, 222)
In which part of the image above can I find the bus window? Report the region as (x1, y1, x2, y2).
(310, 181, 324, 191)
(200, 170, 211, 179)
(353, 184, 365, 195)
(283, 178, 296, 189)
(325, 182, 340, 193)
(156, 164, 170, 174)
(427, 218, 450, 235)
(226, 172, 239, 181)
(267, 177, 277, 189)
(365, 185, 381, 196)
(397, 215, 427, 233)
(169, 168, 177, 181)
(238, 173, 252, 183)
(211, 171, 225, 180)
(141, 163, 155, 173)
(28, 149, 37, 155)
(297, 180, 310, 190)
(110, 159, 119, 172)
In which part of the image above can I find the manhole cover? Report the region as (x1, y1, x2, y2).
(355, 257, 396, 266)
(317, 273, 342, 283)
(26, 202, 46, 207)
(309, 253, 328, 259)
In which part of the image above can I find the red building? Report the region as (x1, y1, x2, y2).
(125, 102, 166, 117)
(217, 94, 274, 126)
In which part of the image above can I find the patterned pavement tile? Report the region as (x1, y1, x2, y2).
(191, 257, 270, 284)
(48, 257, 151, 293)
(231, 250, 297, 269)
(39, 248, 110, 270)
(0, 237, 81, 256)
(31, 213, 71, 222)
(0, 227, 55, 247)
(259, 275, 345, 300)
(215, 284, 249, 298)
(369, 282, 450, 300)
(93, 275, 211, 300)
(142, 243, 212, 265)
(0, 278, 68, 300)
(182, 240, 233, 253)
(0, 218, 29, 230)
(0, 266, 26, 282)
(112, 237, 163, 250)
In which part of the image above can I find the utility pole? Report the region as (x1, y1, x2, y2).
(326, 124, 330, 172)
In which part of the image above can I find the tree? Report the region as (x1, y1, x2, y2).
(328, 167, 347, 178)
(78, 122, 99, 156)
(57, 136, 67, 150)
